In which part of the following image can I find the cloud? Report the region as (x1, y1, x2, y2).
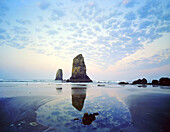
(1, 0, 170, 76)
(71, 0, 83, 2)
(95, 16, 108, 23)
(93, 25, 101, 31)
(46, 30, 58, 35)
(162, 13, 170, 21)
(35, 28, 41, 32)
(139, 21, 152, 29)
(12, 26, 30, 34)
(137, 0, 161, 19)
(10, 43, 25, 49)
(80, 2, 102, 21)
(37, 16, 43, 22)
(103, 22, 113, 29)
(157, 26, 170, 33)
(16, 19, 32, 25)
(120, 21, 131, 28)
(123, 0, 137, 8)
(138, 5, 150, 18)
(43, 24, 50, 29)
(50, 9, 65, 21)
(139, 64, 170, 79)
(54, 46, 63, 50)
(111, 33, 170, 72)
(38, 1, 50, 10)
(122, 0, 129, 5)
(69, 23, 78, 30)
(124, 12, 136, 20)
(86, 29, 95, 36)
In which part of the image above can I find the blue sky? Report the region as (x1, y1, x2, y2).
(0, 0, 170, 81)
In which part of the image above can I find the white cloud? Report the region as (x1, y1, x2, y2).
(110, 33, 170, 71)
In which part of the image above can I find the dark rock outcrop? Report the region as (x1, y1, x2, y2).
(151, 80, 159, 85)
(159, 77, 170, 86)
(73, 112, 99, 124)
(82, 113, 96, 125)
(68, 54, 92, 82)
(119, 82, 129, 85)
(132, 78, 147, 84)
(55, 69, 63, 80)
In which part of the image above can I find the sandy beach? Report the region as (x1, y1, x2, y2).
(0, 96, 56, 132)
(0, 83, 170, 132)
(122, 93, 170, 132)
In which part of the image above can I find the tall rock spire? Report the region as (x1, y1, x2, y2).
(68, 54, 92, 82)
(55, 69, 63, 80)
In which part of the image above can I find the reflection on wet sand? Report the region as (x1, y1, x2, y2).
(56, 87, 62, 93)
(71, 87, 87, 111)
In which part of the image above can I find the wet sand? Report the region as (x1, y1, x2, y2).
(122, 93, 170, 132)
(0, 96, 56, 132)
(0, 83, 170, 132)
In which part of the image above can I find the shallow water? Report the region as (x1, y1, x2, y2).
(0, 82, 170, 132)
(36, 86, 131, 132)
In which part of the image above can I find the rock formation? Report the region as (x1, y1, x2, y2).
(68, 54, 92, 82)
(151, 80, 159, 85)
(118, 82, 129, 85)
(159, 77, 170, 86)
(132, 78, 147, 84)
(55, 69, 63, 80)
(82, 113, 96, 125)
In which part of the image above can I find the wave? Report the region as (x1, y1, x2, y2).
(0, 79, 56, 83)
(0, 79, 119, 84)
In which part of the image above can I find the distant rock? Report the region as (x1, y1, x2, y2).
(56, 87, 62, 90)
(151, 80, 159, 85)
(159, 77, 170, 86)
(68, 54, 92, 82)
(119, 82, 129, 85)
(132, 78, 147, 84)
(97, 84, 105, 86)
(55, 69, 63, 80)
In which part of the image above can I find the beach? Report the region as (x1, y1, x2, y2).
(0, 96, 57, 132)
(0, 82, 170, 132)
(123, 93, 170, 132)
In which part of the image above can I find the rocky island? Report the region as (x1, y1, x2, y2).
(119, 77, 170, 86)
(55, 69, 63, 80)
(67, 54, 92, 82)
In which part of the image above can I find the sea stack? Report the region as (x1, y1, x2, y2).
(68, 54, 92, 82)
(55, 69, 63, 80)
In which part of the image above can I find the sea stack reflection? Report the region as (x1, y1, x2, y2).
(72, 87, 87, 111)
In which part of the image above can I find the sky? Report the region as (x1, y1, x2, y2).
(0, 0, 170, 81)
